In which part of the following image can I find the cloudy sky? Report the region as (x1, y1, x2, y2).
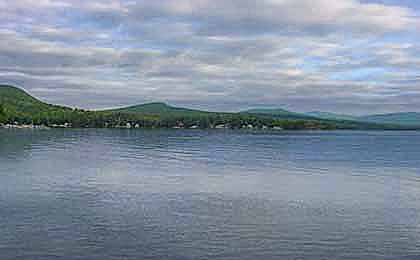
(0, 0, 419, 114)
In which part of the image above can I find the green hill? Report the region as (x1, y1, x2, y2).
(0, 85, 74, 124)
(0, 85, 149, 127)
(109, 102, 211, 117)
(242, 108, 317, 120)
(0, 85, 71, 114)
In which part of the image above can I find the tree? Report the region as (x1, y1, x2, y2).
(0, 104, 6, 123)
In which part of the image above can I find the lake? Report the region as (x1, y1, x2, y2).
(1, 129, 420, 260)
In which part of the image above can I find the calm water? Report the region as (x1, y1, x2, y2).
(1, 129, 420, 260)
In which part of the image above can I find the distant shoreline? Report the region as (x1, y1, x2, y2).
(1, 123, 419, 132)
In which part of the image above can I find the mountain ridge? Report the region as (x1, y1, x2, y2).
(108, 102, 212, 116)
(305, 111, 359, 121)
(305, 110, 420, 127)
(359, 112, 420, 126)
(241, 108, 317, 120)
(0, 85, 418, 130)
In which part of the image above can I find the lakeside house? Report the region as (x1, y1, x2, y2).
(241, 124, 254, 129)
(215, 124, 227, 129)
(51, 122, 72, 128)
(172, 121, 185, 129)
(1, 123, 50, 130)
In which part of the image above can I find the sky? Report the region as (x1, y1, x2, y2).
(0, 0, 419, 115)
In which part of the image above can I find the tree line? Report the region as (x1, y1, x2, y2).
(0, 103, 340, 130)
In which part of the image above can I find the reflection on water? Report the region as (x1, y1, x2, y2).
(1, 129, 420, 260)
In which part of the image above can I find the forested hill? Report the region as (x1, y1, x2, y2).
(0, 85, 415, 130)
(0, 85, 75, 125)
(242, 108, 317, 120)
(0, 85, 72, 114)
(108, 102, 212, 117)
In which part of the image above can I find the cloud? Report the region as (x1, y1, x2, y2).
(125, 0, 418, 35)
(0, 0, 419, 114)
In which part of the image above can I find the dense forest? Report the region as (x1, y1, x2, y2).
(0, 104, 6, 123)
(0, 85, 415, 130)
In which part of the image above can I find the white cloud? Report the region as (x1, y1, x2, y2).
(0, 0, 420, 113)
(125, 0, 418, 35)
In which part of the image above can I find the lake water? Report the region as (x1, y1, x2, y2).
(1, 129, 420, 260)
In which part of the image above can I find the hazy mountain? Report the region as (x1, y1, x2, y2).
(359, 113, 420, 126)
(306, 111, 358, 121)
(307, 110, 420, 126)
